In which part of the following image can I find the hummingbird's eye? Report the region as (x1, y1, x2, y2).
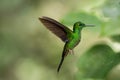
(79, 23, 82, 26)
(79, 23, 84, 26)
(74, 22, 85, 27)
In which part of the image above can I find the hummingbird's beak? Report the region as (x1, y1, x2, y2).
(85, 24, 95, 27)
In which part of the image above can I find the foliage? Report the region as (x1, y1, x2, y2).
(0, 0, 120, 80)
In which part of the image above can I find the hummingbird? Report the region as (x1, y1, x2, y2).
(39, 16, 94, 72)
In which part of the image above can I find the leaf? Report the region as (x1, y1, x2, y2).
(60, 12, 104, 35)
(76, 44, 120, 80)
(61, 12, 103, 27)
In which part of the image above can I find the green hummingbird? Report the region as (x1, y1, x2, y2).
(39, 16, 94, 72)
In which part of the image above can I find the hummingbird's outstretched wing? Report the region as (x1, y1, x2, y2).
(39, 16, 72, 42)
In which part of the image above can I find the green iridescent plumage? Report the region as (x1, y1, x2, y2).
(39, 16, 94, 72)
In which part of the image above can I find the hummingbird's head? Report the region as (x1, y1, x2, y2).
(74, 21, 94, 28)
(74, 21, 86, 29)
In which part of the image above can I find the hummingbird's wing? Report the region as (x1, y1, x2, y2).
(39, 16, 72, 42)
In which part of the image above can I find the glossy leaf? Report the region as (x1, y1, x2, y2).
(60, 12, 104, 35)
(76, 44, 120, 80)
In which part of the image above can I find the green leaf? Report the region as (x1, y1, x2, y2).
(61, 12, 103, 27)
(76, 44, 120, 80)
(102, 20, 120, 36)
(60, 12, 104, 35)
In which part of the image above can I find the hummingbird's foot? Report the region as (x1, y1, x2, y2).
(69, 50, 74, 54)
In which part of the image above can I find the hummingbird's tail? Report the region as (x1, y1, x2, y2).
(57, 56, 64, 72)
(57, 46, 69, 73)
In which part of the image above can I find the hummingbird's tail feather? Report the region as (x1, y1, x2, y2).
(57, 48, 69, 73)
(57, 56, 64, 72)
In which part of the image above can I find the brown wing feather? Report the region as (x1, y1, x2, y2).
(39, 16, 72, 42)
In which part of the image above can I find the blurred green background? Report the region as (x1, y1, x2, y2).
(0, 0, 120, 80)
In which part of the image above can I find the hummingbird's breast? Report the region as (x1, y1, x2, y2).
(67, 33, 81, 49)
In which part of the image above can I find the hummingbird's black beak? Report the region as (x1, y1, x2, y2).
(85, 24, 95, 27)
